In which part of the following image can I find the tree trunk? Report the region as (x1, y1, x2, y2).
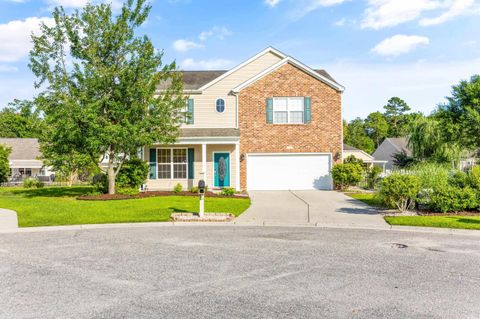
(107, 163, 115, 195)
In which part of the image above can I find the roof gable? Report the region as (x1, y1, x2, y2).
(232, 56, 345, 93)
(0, 138, 41, 160)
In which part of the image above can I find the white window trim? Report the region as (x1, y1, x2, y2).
(157, 147, 189, 180)
(272, 97, 305, 124)
(215, 98, 226, 114)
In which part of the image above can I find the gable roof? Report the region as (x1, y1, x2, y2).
(386, 137, 412, 156)
(156, 47, 343, 92)
(343, 143, 360, 151)
(232, 55, 344, 93)
(0, 138, 41, 160)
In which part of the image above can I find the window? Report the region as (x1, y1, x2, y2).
(216, 98, 225, 113)
(273, 97, 305, 124)
(157, 148, 187, 179)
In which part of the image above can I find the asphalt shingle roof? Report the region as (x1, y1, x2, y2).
(0, 138, 41, 160)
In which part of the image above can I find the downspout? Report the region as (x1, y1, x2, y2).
(231, 90, 239, 129)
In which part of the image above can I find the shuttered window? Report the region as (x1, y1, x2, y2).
(271, 97, 309, 124)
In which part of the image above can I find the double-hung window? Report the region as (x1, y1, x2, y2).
(158, 148, 187, 179)
(272, 97, 305, 124)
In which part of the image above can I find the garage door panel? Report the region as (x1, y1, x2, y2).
(247, 154, 332, 190)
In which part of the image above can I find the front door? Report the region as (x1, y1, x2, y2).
(214, 152, 230, 188)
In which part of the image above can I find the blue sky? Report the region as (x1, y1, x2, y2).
(0, 0, 479, 120)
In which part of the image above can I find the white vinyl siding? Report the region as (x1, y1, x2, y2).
(183, 52, 283, 128)
(273, 97, 305, 124)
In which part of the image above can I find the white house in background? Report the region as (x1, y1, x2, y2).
(343, 143, 387, 171)
(0, 138, 54, 181)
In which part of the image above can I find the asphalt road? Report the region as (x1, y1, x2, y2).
(1, 226, 479, 318)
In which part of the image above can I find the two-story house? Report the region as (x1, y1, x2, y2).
(145, 47, 344, 191)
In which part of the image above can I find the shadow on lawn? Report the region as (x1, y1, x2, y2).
(11, 186, 93, 198)
(455, 218, 480, 225)
(169, 207, 190, 213)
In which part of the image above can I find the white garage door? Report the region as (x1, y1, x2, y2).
(247, 153, 332, 190)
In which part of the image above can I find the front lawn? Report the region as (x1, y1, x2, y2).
(0, 186, 250, 227)
(347, 192, 480, 230)
(385, 216, 480, 230)
(347, 192, 383, 208)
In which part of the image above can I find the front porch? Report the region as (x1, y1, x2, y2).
(144, 128, 240, 191)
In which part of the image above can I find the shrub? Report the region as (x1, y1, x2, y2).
(173, 183, 183, 193)
(116, 158, 148, 189)
(469, 165, 480, 190)
(331, 163, 364, 190)
(92, 173, 108, 194)
(367, 166, 383, 189)
(190, 186, 198, 193)
(379, 173, 420, 212)
(344, 155, 364, 165)
(220, 187, 235, 196)
(428, 186, 479, 213)
(449, 170, 469, 188)
(23, 178, 44, 189)
(411, 162, 449, 189)
(116, 187, 140, 196)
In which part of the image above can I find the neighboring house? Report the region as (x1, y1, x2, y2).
(146, 47, 344, 191)
(0, 138, 54, 181)
(372, 138, 412, 171)
(343, 144, 387, 170)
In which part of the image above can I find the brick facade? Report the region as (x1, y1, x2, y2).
(238, 63, 343, 190)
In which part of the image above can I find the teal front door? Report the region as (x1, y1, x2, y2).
(214, 152, 230, 188)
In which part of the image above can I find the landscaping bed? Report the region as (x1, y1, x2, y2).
(78, 191, 249, 201)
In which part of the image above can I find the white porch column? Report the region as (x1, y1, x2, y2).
(202, 143, 207, 184)
(235, 142, 240, 190)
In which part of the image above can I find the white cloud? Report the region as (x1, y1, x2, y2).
(180, 58, 232, 70)
(334, 17, 346, 26)
(372, 34, 430, 57)
(326, 57, 480, 120)
(198, 26, 232, 41)
(361, 0, 479, 29)
(0, 17, 55, 63)
(265, 0, 281, 7)
(420, 0, 476, 25)
(172, 39, 203, 52)
(361, 0, 440, 29)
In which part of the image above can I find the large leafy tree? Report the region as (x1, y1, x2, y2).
(435, 75, 480, 150)
(0, 100, 45, 138)
(29, 0, 185, 194)
(344, 118, 375, 154)
(364, 111, 388, 147)
(0, 145, 11, 183)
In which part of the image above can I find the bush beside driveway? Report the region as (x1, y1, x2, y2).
(0, 187, 250, 227)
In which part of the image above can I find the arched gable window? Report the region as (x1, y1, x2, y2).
(215, 98, 225, 113)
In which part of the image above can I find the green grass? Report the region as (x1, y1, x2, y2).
(0, 186, 250, 227)
(347, 192, 383, 208)
(385, 216, 480, 230)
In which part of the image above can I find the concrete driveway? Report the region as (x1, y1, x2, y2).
(236, 190, 388, 229)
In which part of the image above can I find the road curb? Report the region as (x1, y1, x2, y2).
(1, 219, 479, 236)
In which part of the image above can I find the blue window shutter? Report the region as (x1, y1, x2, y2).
(149, 148, 156, 179)
(188, 148, 194, 179)
(266, 98, 273, 124)
(187, 99, 194, 124)
(304, 97, 311, 123)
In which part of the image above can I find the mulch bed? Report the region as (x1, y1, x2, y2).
(77, 191, 249, 201)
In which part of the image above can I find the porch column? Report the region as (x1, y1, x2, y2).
(235, 142, 240, 190)
(202, 143, 207, 184)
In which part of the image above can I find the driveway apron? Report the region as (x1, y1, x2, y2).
(236, 190, 388, 229)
